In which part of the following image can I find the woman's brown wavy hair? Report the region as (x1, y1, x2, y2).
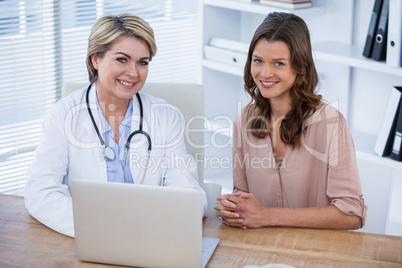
(244, 12, 321, 148)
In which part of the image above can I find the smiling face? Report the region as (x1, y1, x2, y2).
(91, 36, 150, 105)
(251, 38, 297, 107)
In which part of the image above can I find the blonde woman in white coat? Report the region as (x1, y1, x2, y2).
(24, 14, 207, 237)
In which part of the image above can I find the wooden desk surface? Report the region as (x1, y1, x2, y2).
(1, 194, 401, 268)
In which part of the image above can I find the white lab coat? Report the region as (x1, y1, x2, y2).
(24, 85, 207, 237)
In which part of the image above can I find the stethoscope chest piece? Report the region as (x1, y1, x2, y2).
(86, 83, 151, 183)
(103, 146, 115, 161)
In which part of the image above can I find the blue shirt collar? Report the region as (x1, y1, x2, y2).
(96, 95, 133, 138)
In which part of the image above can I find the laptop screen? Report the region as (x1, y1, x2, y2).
(71, 180, 206, 267)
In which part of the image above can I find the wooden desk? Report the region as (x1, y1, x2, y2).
(1, 194, 401, 268)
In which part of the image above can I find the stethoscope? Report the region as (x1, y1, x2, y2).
(85, 84, 152, 184)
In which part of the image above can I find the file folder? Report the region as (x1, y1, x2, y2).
(363, 0, 383, 58)
(374, 86, 402, 157)
(391, 98, 402, 161)
(371, 0, 389, 61)
(386, 0, 402, 67)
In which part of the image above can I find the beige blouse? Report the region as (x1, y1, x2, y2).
(233, 102, 367, 226)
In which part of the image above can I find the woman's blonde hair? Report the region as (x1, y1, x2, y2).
(86, 13, 157, 84)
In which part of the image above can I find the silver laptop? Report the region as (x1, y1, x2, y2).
(71, 180, 219, 268)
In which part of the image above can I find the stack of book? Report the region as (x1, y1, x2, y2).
(258, 0, 312, 9)
(363, 0, 402, 67)
(374, 86, 402, 161)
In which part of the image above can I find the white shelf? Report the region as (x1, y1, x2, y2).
(313, 41, 402, 77)
(203, 0, 319, 15)
(352, 129, 402, 171)
(204, 40, 402, 78)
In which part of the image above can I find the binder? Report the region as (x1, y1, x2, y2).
(363, 0, 384, 58)
(391, 99, 402, 161)
(371, 0, 390, 61)
(374, 86, 402, 157)
(386, 0, 402, 67)
(203, 46, 247, 68)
